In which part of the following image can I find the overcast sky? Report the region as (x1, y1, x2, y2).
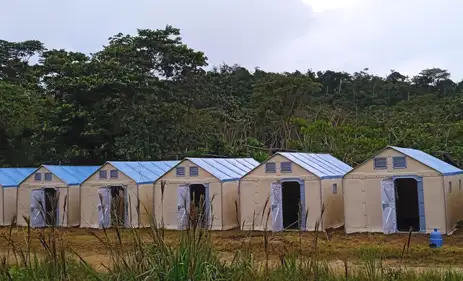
(1, 0, 462, 80)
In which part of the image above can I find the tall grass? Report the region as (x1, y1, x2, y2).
(0, 189, 461, 280)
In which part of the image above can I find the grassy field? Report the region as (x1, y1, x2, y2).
(1, 224, 463, 280)
(1, 226, 463, 267)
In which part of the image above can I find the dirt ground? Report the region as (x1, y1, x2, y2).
(0, 226, 462, 269)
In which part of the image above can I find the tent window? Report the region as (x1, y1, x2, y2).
(281, 162, 292, 173)
(374, 157, 387, 169)
(99, 170, 107, 179)
(332, 183, 338, 194)
(110, 170, 118, 179)
(34, 173, 41, 181)
(189, 166, 199, 176)
(44, 173, 53, 181)
(449, 181, 452, 193)
(176, 167, 185, 177)
(265, 162, 276, 173)
(393, 156, 407, 169)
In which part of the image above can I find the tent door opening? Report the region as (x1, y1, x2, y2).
(189, 184, 207, 228)
(109, 186, 126, 227)
(31, 188, 59, 228)
(395, 178, 420, 232)
(44, 188, 58, 226)
(282, 181, 301, 229)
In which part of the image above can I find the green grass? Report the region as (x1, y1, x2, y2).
(0, 222, 460, 279)
(0, 224, 462, 281)
(0, 193, 461, 280)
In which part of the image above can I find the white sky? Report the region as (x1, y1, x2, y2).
(1, 0, 462, 80)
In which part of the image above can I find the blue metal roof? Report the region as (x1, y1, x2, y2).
(0, 168, 36, 188)
(390, 146, 463, 176)
(43, 165, 100, 185)
(108, 161, 180, 184)
(277, 152, 353, 179)
(186, 158, 260, 182)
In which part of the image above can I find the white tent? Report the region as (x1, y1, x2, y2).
(240, 152, 352, 232)
(344, 146, 463, 235)
(154, 158, 259, 230)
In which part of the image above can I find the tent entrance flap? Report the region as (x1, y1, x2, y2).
(395, 178, 420, 232)
(30, 189, 46, 228)
(270, 182, 283, 232)
(98, 187, 111, 228)
(189, 184, 207, 228)
(282, 181, 301, 230)
(381, 178, 396, 234)
(177, 185, 190, 230)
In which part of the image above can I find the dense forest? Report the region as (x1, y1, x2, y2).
(1, 26, 463, 168)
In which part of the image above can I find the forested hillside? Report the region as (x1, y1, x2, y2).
(1, 26, 463, 167)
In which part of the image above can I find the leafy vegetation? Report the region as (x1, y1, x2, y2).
(1, 26, 463, 167)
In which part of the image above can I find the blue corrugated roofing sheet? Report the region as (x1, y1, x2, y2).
(390, 146, 463, 176)
(0, 168, 36, 187)
(278, 152, 353, 179)
(109, 161, 180, 184)
(44, 165, 100, 185)
(186, 158, 260, 182)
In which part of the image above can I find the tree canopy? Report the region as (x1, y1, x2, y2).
(1, 26, 462, 167)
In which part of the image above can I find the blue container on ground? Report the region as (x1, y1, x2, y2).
(429, 228, 443, 248)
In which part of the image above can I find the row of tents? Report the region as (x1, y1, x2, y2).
(0, 146, 462, 235)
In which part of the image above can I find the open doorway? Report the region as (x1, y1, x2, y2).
(282, 181, 301, 229)
(44, 188, 58, 226)
(395, 178, 419, 232)
(189, 184, 207, 228)
(109, 186, 126, 227)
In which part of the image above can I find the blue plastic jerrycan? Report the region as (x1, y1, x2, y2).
(429, 228, 443, 248)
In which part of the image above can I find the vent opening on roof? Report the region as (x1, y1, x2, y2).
(176, 167, 185, 177)
(265, 163, 276, 173)
(189, 166, 199, 176)
(393, 156, 407, 169)
(374, 157, 387, 169)
(99, 170, 107, 179)
(281, 162, 292, 173)
(110, 170, 118, 179)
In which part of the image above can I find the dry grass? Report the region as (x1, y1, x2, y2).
(1, 226, 463, 269)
